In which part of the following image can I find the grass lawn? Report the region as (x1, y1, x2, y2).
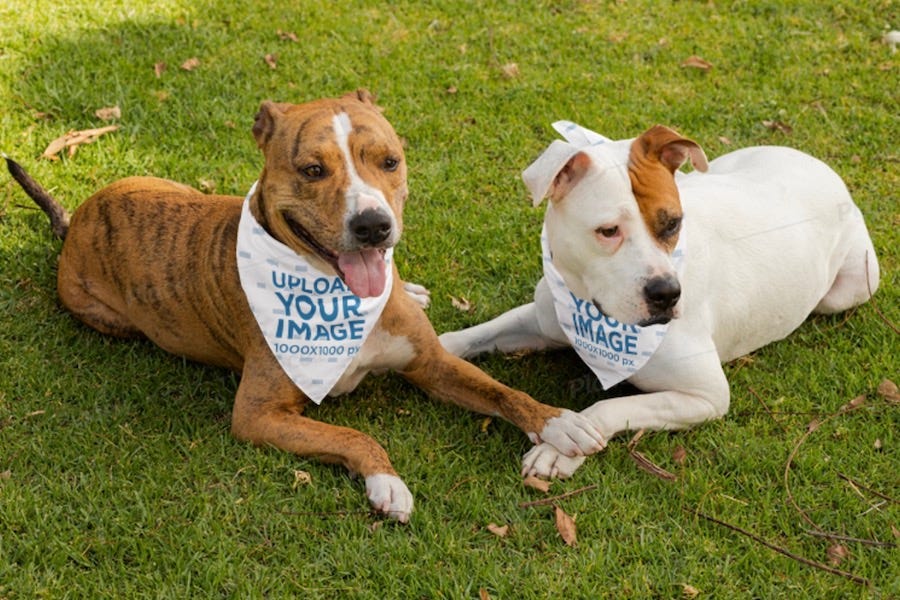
(1, 0, 897, 597)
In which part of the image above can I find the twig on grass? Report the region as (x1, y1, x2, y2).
(626, 429, 677, 481)
(784, 395, 866, 532)
(804, 529, 896, 548)
(747, 386, 789, 434)
(684, 507, 870, 586)
(519, 484, 600, 508)
(865, 250, 899, 335)
(837, 472, 897, 504)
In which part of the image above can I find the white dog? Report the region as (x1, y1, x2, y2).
(440, 121, 880, 479)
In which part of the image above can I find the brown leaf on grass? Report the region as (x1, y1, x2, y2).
(479, 416, 492, 433)
(523, 475, 551, 493)
(682, 584, 700, 598)
(277, 29, 299, 42)
(718, 136, 732, 145)
(264, 53, 278, 69)
(486, 523, 509, 537)
(479, 589, 490, 600)
(154, 62, 167, 78)
(180, 57, 200, 71)
(877, 379, 899, 403)
(838, 394, 866, 413)
(292, 469, 311, 489)
(827, 543, 850, 566)
(94, 105, 121, 121)
(672, 445, 687, 465)
(680, 55, 713, 71)
(762, 120, 793, 134)
(450, 295, 474, 313)
(0, 470, 11, 480)
(554, 505, 577, 547)
(500, 63, 520, 79)
(41, 125, 119, 160)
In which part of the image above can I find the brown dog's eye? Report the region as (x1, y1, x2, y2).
(382, 157, 399, 172)
(301, 164, 326, 180)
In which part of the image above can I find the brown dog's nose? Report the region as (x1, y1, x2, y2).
(643, 275, 681, 312)
(349, 209, 392, 245)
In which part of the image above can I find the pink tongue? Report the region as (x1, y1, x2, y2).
(338, 249, 387, 298)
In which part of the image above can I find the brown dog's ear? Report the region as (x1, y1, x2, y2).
(638, 125, 709, 173)
(252, 100, 288, 150)
(342, 89, 383, 112)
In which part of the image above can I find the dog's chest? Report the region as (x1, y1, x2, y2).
(328, 326, 416, 396)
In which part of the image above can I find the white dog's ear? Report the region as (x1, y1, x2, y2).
(638, 125, 709, 173)
(522, 140, 592, 207)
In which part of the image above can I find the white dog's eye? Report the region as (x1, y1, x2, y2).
(595, 225, 619, 238)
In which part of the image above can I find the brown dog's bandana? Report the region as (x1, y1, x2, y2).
(236, 183, 393, 403)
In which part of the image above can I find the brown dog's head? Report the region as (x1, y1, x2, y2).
(250, 89, 407, 298)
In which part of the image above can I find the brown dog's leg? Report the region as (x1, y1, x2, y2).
(399, 334, 605, 457)
(231, 350, 413, 521)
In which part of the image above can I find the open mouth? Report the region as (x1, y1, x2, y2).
(284, 213, 389, 298)
(284, 214, 342, 275)
(638, 314, 672, 327)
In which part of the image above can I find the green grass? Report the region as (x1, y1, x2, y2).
(1, 0, 897, 597)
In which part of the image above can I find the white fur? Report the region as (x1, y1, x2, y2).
(332, 113, 399, 246)
(364, 473, 413, 523)
(441, 132, 880, 480)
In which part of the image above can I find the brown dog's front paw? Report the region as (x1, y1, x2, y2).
(364, 473, 413, 523)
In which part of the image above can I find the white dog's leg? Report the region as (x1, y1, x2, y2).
(524, 351, 729, 479)
(814, 230, 880, 314)
(440, 278, 567, 358)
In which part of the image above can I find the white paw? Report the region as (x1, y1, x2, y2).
(403, 281, 431, 309)
(532, 409, 606, 457)
(364, 473, 413, 523)
(522, 443, 586, 479)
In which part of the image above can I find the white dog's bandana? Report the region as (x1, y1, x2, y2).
(236, 183, 393, 403)
(542, 225, 686, 389)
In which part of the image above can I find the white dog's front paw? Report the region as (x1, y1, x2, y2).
(365, 473, 413, 523)
(403, 281, 431, 309)
(522, 443, 587, 479)
(531, 409, 606, 457)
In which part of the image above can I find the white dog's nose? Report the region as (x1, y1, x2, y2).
(644, 275, 681, 313)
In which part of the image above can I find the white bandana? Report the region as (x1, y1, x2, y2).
(236, 183, 393, 403)
(542, 225, 686, 389)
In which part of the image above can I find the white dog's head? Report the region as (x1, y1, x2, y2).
(524, 125, 708, 326)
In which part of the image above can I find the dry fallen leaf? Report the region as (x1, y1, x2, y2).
(369, 520, 383, 533)
(826, 543, 849, 566)
(198, 179, 216, 193)
(95, 105, 121, 121)
(718, 136, 732, 145)
(554, 505, 577, 547)
(479, 589, 490, 600)
(277, 29, 299, 42)
(680, 55, 713, 71)
(0, 470, 11, 480)
(500, 63, 520, 79)
(672, 445, 687, 465)
(479, 416, 492, 433)
(41, 125, 119, 160)
(877, 379, 899, 403)
(682, 584, 700, 598)
(154, 62, 167, 78)
(450, 295, 474, 313)
(523, 475, 551, 493)
(762, 120, 793, 135)
(264, 53, 278, 69)
(292, 469, 311, 489)
(486, 523, 509, 537)
(874, 438, 883, 451)
(180, 57, 200, 71)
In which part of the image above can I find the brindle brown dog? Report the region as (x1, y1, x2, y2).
(7, 90, 604, 522)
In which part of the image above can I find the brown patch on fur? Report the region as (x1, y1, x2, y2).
(628, 125, 708, 251)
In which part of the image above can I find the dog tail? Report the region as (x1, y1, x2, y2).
(3, 154, 70, 239)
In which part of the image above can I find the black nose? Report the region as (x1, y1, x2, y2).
(643, 275, 681, 313)
(349, 209, 392, 245)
